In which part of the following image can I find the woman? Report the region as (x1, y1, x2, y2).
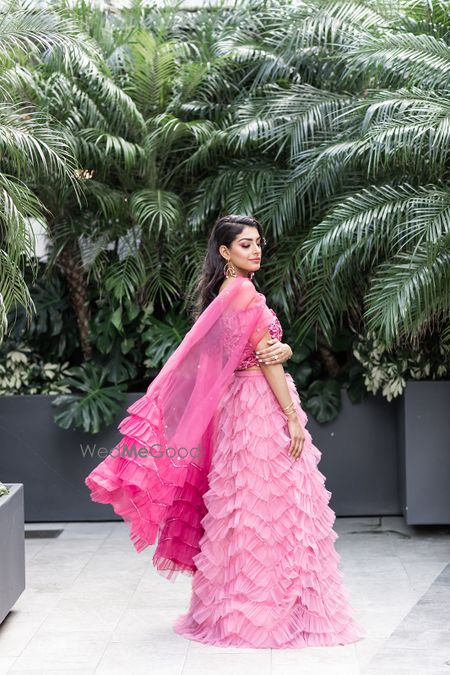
(85, 214, 365, 649)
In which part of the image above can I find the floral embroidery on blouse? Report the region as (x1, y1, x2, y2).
(235, 308, 283, 370)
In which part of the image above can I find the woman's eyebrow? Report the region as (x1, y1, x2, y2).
(238, 237, 261, 242)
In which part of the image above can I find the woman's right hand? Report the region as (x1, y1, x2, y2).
(287, 412, 305, 460)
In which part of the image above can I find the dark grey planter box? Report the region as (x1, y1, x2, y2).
(0, 394, 146, 522)
(0, 484, 25, 624)
(307, 387, 401, 516)
(0, 389, 401, 521)
(398, 380, 450, 525)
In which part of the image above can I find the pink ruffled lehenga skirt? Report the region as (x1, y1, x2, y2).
(173, 369, 366, 649)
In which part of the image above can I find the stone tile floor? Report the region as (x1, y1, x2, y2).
(0, 516, 449, 674)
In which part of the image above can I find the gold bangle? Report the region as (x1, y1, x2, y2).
(283, 400, 295, 412)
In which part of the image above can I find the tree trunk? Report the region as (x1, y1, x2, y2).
(317, 330, 340, 377)
(58, 240, 92, 360)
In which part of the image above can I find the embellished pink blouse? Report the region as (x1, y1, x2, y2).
(235, 307, 283, 371)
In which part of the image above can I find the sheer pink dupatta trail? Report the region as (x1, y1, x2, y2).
(85, 276, 274, 581)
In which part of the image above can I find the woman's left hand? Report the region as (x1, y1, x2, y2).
(256, 339, 292, 365)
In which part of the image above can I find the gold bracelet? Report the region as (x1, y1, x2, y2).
(283, 400, 295, 412)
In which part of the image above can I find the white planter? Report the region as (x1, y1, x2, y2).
(0, 484, 25, 624)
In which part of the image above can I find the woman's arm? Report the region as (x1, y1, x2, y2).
(256, 338, 292, 365)
(255, 331, 305, 460)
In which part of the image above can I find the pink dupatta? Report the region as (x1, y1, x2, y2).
(85, 276, 274, 581)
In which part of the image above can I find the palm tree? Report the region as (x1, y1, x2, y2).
(180, 0, 450, 353)
(5, 0, 448, 430)
(23, 0, 249, 430)
(36, 0, 220, 350)
(0, 0, 101, 343)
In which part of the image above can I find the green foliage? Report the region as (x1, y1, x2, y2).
(4, 271, 78, 360)
(142, 306, 191, 370)
(52, 362, 127, 433)
(0, 344, 72, 395)
(353, 331, 449, 401)
(1, 0, 449, 433)
(285, 323, 369, 422)
(103, 256, 147, 305)
(303, 379, 342, 424)
(0, 0, 94, 339)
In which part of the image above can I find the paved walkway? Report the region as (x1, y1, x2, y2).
(0, 517, 449, 674)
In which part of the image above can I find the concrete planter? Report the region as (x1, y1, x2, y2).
(0, 484, 25, 624)
(0, 394, 147, 522)
(0, 389, 401, 521)
(306, 387, 401, 516)
(398, 380, 450, 524)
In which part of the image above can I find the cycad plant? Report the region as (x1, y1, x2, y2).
(3, 0, 449, 432)
(177, 0, 449, 404)
(218, 0, 450, 351)
(0, 0, 97, 342)
(9, 0, 242, 431)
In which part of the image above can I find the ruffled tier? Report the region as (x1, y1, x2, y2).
(173, 372, 366, 648)
(84, 394, 209, 580)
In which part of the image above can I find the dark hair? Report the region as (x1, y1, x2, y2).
(188, 214, 266, 321)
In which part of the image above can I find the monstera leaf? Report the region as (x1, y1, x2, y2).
(346, 363, 367, 404)
(142, 307, 190, 369)
(289, 360, 313, 390)
(303, 379, 341, 424)
(52, 362, 127, 433)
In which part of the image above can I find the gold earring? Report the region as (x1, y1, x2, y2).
(223, 259, 237, 278)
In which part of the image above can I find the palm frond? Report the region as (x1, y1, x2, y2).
(78, 128, 145, 171)
(0, 102, 77, 183)
(123, 29, 180, 115)
(399, 0, 450, 39)
(103, 254, 147, 304)
(344, 32, 450, 89)
(364, 236, 450, 342)
(186, 162, 282, 233)
(52, 362, 127, 433)
(0, 250, 35, 341)
(228, 83, 353, 161)
(130, 188, 183, 237)
(140, 239, 183, 311)
(0, 0, 101, 64)
(301, 183, 450, 271)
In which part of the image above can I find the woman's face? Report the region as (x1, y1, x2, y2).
(220, 226, 262, 276)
